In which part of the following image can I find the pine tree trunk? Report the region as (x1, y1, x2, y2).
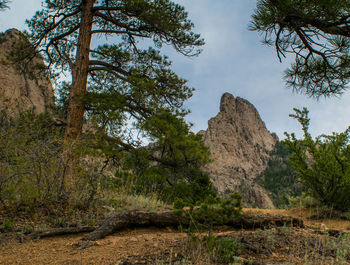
(63, 0, 95, 190)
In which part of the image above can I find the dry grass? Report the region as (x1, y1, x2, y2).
(108, 192, 171, 212)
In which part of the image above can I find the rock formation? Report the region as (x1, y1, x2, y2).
(0, 29, 54, 114)
(201, 93, 276, 208)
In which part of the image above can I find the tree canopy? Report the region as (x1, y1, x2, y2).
(0, 0, 9, 10)
(251, 0, 350, 97)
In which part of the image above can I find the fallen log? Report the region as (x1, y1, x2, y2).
(228, 211, 304, 229)
(81, 210, 303, 242)
(29, 226, 97, 239)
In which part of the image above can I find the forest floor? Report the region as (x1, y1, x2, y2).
(1, 208, 350, 265)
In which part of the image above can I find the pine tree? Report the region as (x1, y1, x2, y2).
(251, 0, 350, 97)
(26, 0, 204, 188)
(0, 0, 9, 10)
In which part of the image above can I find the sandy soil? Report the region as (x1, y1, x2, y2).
(0, 228, 187, 265)
(1, 208, 350, 265)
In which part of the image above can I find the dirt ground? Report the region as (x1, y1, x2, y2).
(1, 208, 350, 265)
(0, 228, 188, 265)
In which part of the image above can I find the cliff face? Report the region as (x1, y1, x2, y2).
(201, 93, 276, 208)
(0, 29, 54, 114)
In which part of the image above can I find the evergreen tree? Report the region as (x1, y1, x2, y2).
(251, 0, 350, 97)
(113, 111, 216, 204)
(26, 0, 204, 187)
(0, 0, 9, 10)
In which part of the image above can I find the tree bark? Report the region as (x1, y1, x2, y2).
(63, 0, 95, 189)
(28, 226, 97, 239)
(80, 210, 304, 243)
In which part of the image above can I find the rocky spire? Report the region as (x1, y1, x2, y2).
(202, 93, 276, 208)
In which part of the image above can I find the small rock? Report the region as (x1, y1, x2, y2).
(320, 223, 328, 231)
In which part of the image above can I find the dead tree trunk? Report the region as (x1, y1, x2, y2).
(81, 210, 304, 242)
(29, 226, 97, 239)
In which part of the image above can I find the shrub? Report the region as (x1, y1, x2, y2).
(0, 110, 109, 217)
(284, 108, 350, 211)
(211, 237, 243, 264)
(173, 194, 242, 264)
(173, 193, 242, 233)
(288, 192, 319, 209)
(0, 110, 65, 212)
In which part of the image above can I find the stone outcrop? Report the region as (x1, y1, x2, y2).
(0, 29, 54, 114)
(201, 93, 277, 208)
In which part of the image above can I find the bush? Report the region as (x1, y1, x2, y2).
(289, 192, 319, 209)
(0, 110, 65, 212)
(0, 110, 109, 217)
(284, 108, 350, 211)
(211, 237, 243, 264)
(173, 193, 242, 233)
(173, 194, 242, 264)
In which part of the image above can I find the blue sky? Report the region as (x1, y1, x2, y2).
(1, 0, 350, 139)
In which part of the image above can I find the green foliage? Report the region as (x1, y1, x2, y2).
(0, 110, 212, 221)
(173, 193, 242, 233)
(211, 237, 243, 264)
(0, 110, 107, 215)
(0, 110, 64, 211)
(0, 0, 9, 10)
(27, 0, 203, 70)
(108, 111, 215, 204)
(256, 141, 304, 208)
(284, 108, 350, 211)
(289, 192, 319, 209)
(0, 219, 14, 232)
(173, 194, 242, 264)
(83, 45, 196, 148)
(251, 0, 350, 97)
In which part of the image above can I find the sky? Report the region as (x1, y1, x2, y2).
(1, 0, 350, 139)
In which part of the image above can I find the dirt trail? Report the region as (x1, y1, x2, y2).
(1, 228, 187, 265)
(1, 209, 350, 265)
(252, 208, 350, 230)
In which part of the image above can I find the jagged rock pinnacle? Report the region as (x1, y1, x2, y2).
(202, 93, 276, 208)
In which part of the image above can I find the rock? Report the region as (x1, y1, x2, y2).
(0, 29, 54, 114)
(201, 93, 276, 208)
(320, 223, 328, 231)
